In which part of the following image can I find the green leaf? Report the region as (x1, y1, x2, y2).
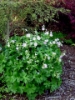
(50, 78, 61, 92)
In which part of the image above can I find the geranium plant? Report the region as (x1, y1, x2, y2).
(0, 29, 65, 100)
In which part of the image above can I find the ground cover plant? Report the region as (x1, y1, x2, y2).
(0, 29, 65, 100)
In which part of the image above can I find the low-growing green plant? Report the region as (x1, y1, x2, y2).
(53, 31, 75, 45)
(52, 31, 75, 45)
(0, 30, 65, 100)
(0, 94, 2, 100)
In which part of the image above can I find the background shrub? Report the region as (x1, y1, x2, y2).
(0, 0, 69, 43)
(54, 0, 75, 39)
(64, 0, 75, 39)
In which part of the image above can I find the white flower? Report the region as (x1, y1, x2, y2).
(52, 41, 56, 44)
(52, 52, 56, 56)
(50, 31, 53, 37)
(45, 39, 48, 42)
(44, 41, 47, 44)
(26, 33, 30, 38)
(44, 39, 49, 44)
(60, 55, 63, 59)
(22, 43, 27, 47)
(60, 52, 66, 59)
(49, 42, 52, 45)
(37, 36, 41, 40)
(59, 58, 62, 62)
(17, 44, 19, 46)
(33, 37, 36, 41)
(35, 53, 37, 56)
(16, 44, 19, 50)
(55, 38, 59, 42)
(42, 25, 45, 31)
(7, 42, 10, 47)
(47, 56, 50, 60)
(45, 31, 49, 35)
(25, 29, 28, 31)
(45, 54, 50, 60)
(56, 41, 62, 47)
(42, 64, 47, 69)
(0, 47, 2, 51)
(63, 52, 66, 56)
(11, 40, 15, 43)
(34, 42, 37, 47)
(16, 47, 19, 50)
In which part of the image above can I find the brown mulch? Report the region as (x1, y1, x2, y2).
(1, 45, 75, 100)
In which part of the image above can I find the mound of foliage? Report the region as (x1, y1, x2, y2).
(0, 30, 65, 100)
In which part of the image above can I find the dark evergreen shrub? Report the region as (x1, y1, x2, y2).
(56, 0, 75, 39)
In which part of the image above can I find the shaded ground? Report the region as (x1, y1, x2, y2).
(1, 45, 75, 100)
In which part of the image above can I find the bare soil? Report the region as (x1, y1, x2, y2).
(1, 45, 75, 100)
